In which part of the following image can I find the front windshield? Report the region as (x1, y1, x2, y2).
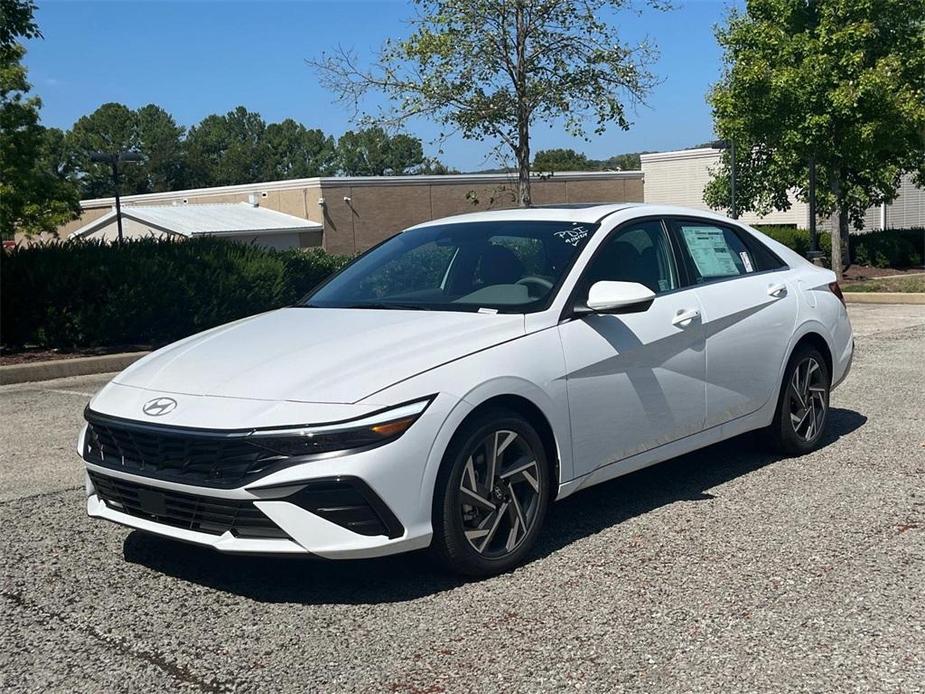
(304, 220, 598, 313)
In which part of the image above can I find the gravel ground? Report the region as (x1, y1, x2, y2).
(2, 305, 923, 693)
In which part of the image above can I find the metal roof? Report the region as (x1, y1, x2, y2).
(71, 202, 321, 238)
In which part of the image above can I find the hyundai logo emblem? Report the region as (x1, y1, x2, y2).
(142, 397, 177, 417)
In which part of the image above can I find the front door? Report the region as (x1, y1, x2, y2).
(558, 218, 707, 479)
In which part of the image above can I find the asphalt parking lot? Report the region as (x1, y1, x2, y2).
(2, 304, 923, 693)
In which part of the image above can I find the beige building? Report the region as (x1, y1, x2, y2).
(641, 147, 925, 231)
(60, 171, 645, 255)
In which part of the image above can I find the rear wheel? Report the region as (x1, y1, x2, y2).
(431, 409, 550, 577)
(769, 345, 831, 455)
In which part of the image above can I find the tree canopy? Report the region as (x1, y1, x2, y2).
(704, 0, 925, 275)
(1, 0, 80, 239)
(532, 147, 650, 172)
(336, 126, 426, 176)
(313, 0, 667, 206)
(532, 148, 591, 172)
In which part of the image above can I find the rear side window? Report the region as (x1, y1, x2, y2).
(669, 220, 783, 284)
(738, 229, 788, 271)
(675, 223, 754, 281)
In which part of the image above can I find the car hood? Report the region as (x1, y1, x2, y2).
(114, 307, 525, 404)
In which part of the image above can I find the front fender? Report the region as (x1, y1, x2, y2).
(359, 326, 573, 521)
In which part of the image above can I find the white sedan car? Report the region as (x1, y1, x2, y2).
(80, 204, 853, 576)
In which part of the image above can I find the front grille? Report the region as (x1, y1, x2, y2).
(84, 417, 287, 488)
(89, 471, 288, 539)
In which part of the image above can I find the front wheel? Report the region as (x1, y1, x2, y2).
(431, 409, 550, 577)
(769, 345, 831, 455)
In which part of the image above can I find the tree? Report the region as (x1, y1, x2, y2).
(603, 151, 649, 171)
(185, 106, 269, 187)
(336, 127, 425, 175)
(533, 148, 591, 172)
(418, 158, 459, 174)
(0, 0, 40, 48)
(69, 103, 186, 197)
(704, 0, 925, 277)
(263, 118, 337, 179)
(136, 104, 185, 192)
(69, 102, 147, 197)
(312, 0, 666, 206)
(1, 1, 80, 239)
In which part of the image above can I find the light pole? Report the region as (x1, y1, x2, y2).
(89, 151, 143, 244)
(711, 139, 737, 219)
(806, 157, 824, 264)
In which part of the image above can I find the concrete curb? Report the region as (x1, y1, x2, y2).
(0, 351, 149, 385)
(844, 292, 925, 305)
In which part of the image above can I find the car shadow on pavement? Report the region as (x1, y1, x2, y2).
(122, 407, 866, 605)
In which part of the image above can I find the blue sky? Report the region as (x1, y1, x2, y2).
(25, 0, 740, 171)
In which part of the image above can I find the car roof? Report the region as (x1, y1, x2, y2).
(405, 203, 643, 228)
(406, 203, 737, 229)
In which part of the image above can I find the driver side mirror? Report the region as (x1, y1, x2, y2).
(585, 281, 656, 314)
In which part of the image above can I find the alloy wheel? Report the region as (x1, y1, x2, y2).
(788, 357, 828, 442)
(458, 430, 542, 558)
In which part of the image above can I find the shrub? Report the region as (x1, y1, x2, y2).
(850, 228, 923, 269)
(754, 226, 923, 268)
(1, 237, 348, 350)
(754, 226, 831, 259)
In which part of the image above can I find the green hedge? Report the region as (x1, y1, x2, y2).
(1, 237, 349, 350)
(756, 226, 923, 268)
(850, 228, 924, 268)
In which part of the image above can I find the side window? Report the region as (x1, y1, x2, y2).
(674, 222, 757, 282)
(739, 230, 788, 271)
(581, 220, 678, 294)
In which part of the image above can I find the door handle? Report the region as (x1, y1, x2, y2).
(672, 308, 701, 327)
(768, 282, 788, 298)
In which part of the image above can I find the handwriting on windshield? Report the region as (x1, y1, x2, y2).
(554, 226, 589, 246)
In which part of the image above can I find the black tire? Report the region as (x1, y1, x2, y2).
(768, 344, 831, 455)
(431, 408, 550, 577)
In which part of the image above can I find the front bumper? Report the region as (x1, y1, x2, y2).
(81, 393, 458, 559)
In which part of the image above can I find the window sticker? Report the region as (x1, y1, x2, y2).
(739, 251, 754, 273)
(681, 226, 740, 277)
(554, 226, 590, 247)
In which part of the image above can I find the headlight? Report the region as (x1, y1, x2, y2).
(246, 398, 433, 457)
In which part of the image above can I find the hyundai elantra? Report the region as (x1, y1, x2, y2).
(80, 204, 853, 575)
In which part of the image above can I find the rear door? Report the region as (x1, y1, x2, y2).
(667, 218, 797, 428)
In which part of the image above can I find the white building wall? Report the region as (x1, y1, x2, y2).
(642, 149, 925, 231)
(885, 173, 925, 230)
(641, 149, 809, 227)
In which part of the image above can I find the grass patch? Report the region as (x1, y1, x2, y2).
(842, 274, 925, 293)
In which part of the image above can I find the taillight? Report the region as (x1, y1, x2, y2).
(828, 281, 846, 307)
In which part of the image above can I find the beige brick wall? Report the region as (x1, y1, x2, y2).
(62, 172, 645, 255)
(318, 175, 645, 254)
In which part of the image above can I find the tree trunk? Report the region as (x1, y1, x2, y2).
(514, 1, 530, 207)
(830, 217, 843, 281)
(838, 206, 850, 269)
(516, 130, 531, 207)
(829, 172, 846, 280)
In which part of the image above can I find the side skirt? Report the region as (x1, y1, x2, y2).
(555, 405, 774, 501)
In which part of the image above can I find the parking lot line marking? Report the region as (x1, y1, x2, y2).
(44, 389, 95, 397)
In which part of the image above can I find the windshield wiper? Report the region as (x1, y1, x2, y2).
(339, 302, 429, 311)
